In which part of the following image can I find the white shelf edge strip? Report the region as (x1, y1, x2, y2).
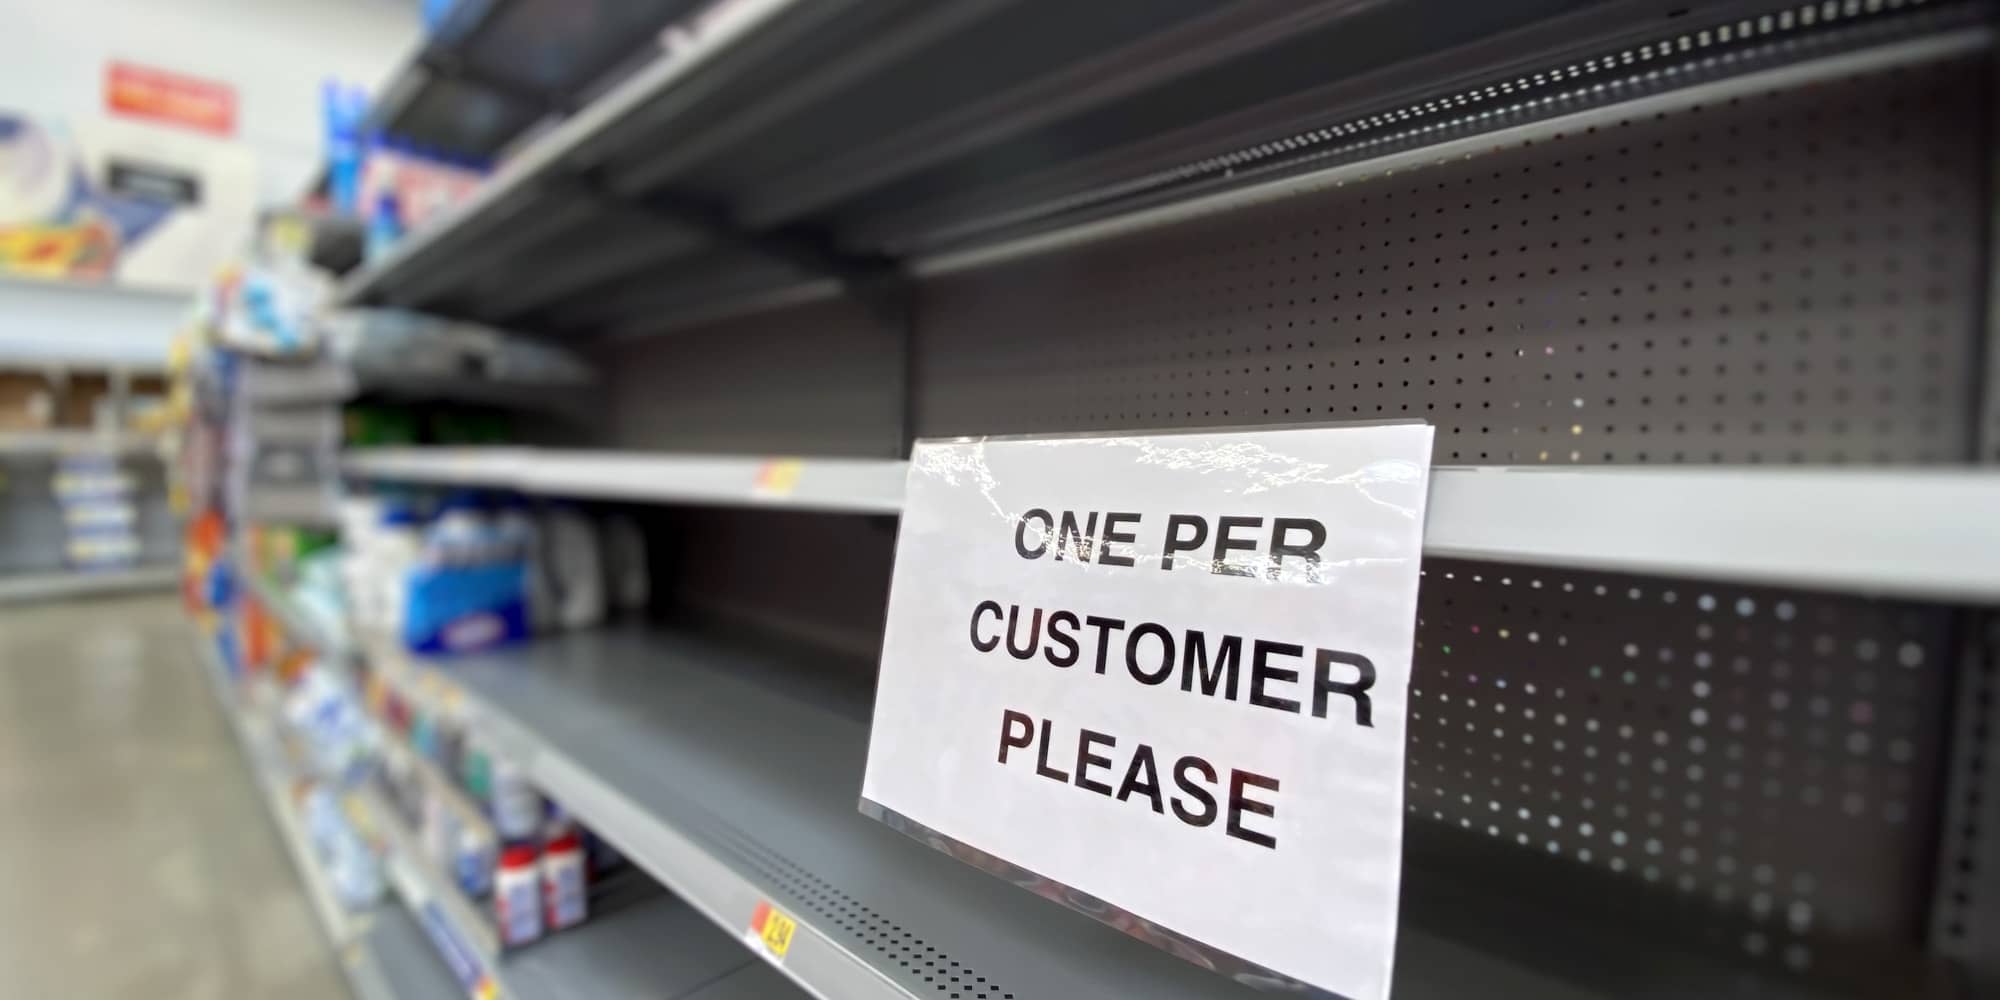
(373, 641, 911, 1000)
(344, 448, 907, 514)
(345, 449, 2000, 601)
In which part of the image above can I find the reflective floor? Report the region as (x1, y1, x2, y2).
(0, 593, 347, 1000)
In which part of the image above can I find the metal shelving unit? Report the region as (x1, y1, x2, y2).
(336, 0, 1990, 339)
(275, 0, 2000, 996)
(361, 0, 709, 164)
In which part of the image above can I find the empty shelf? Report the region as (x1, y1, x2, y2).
(371, 624, 1858, 999)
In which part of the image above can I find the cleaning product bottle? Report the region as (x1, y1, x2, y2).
(541, 504, 603, 631)
(542, 829, 588, 931)
(365, 187, 403, 262)
(489, 757, 543, 842)
(494, 844, 543, 947)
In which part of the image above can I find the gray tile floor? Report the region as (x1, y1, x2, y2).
(0, 593, 350, 1000)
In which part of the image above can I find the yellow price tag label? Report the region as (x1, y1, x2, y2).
(753, 459, 804, 498)
(750, 901, 797, 960)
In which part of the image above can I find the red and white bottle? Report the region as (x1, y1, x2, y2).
(542, 830, 588, 931)
(494, 843, 543, 947)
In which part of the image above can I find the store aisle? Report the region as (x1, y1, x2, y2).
(0, 594, 349, 1000)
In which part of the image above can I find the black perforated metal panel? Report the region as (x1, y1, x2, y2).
(1410, 559, 1951, 986)
(1932, 615, 2000, 990)
(916, 52, 1987, 466)
(602, 296, 900, 457)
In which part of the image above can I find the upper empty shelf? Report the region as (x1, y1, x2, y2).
(344, 447, 2000, 601)
(364, 0, 708, 163)
(334, 0, 1986, 339)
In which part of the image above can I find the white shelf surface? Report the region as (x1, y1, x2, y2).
(344, 447, 907, 515)
(344, 450, 2000, 600)
(0, 564, 177, 604)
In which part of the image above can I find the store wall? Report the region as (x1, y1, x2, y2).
(0, 0, 421, 203)
(0, 0, 422, 363)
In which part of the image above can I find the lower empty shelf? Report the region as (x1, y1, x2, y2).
(369, 624, 1890, 1000)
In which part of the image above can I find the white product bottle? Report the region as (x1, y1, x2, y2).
(374, 503, 424, 639)
(600, 513, 649, 613)
(489, 759, 544, 842)
(495, 501, 550, 632)
(541, 506, 603, 630)
(542, 830, 588, 931)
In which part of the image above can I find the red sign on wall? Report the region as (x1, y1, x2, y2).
(105, 62, 235, 136)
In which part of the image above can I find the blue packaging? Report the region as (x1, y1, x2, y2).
(401, 496, 529, 655)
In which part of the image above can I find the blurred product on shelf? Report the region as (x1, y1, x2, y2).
(542, 828, 588, 932)
(282, 664, 377, 783)
(337, 485, 641, 657)
(359, 141, 486, 250)
(321, 79, 370, 218)
(366, 188, 403, 262)
(489, 756, 543, 843)
(495, 843, 543, 948)
(53, 453, 140, 569)
(305, 783, 385, 909)
(203, 258, 331, 357)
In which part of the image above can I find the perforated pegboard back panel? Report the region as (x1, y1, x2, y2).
(1932, 615, 2000, 990)
(600, 296, 900, 457)
(916, 51, 1988, 465)
(1408, 560, 1952, 987)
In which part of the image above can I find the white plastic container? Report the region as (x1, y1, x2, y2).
(541, 506, 603, 630)
(489, 759, 544, 842)
(455, 825, 496, 899)
(542, 831, 588, 931)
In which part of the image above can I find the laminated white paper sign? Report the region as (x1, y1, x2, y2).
(862, 423, 1434, 1000)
